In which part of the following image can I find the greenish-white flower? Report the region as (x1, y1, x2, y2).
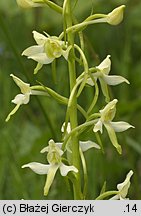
(22, 139, 78, 196)
(110, 170, 133, 200)
(22, 31, 71, 73)
(16, 0, 44, 8)
(93, 99, 134, 154)
(87, 55, 129, 102)
(6, 74, 48, 121)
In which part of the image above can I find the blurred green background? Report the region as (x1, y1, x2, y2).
(0, 0, 141, 199)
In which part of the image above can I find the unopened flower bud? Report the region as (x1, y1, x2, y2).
(107, 5, 125, 25)
(16, 0, 43, 8)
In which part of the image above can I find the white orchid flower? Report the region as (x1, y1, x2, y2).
(61, 122, 100, 151)
(6, 74, 48, 121)
(93, 99, 134, 153)
(22, 139, 78, 196)
(16, 0, 44, 8)
(110, 170, 133, 200)
(22, 31, 71, 73)
(87, 55, 129, 102)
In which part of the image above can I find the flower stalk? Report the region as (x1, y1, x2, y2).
(65, 0, 82, 199)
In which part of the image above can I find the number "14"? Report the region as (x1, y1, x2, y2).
(126, 204, 137, 213)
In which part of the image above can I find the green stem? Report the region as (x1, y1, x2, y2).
(74, 44, 89, 97)
(65, 0, 82, 200)
(85, 14, 107, 21)
(95, 191, 118, 200)
(87, 78, 99, 114)
(59, 16, 107, 39)
(95, 132, 104, 153)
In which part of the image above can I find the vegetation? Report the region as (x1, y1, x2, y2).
(0, 0, 141, 199)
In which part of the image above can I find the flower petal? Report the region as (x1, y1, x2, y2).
(104, 122, 122, 154)
(117, 170, 133, 199)
(55, 142, 63, 149)
(86, 75, 97, 86)
(22, 162, 51, 175)
(22, 45, 44, 57)
(28, 53, 54, 64)
(62, 45, 72, 60)
(32, 31, 47, 45)
(40, 146, 49, 153)
(59, 163, 78, 176)
(110, 121, 135, 132)
(40, 142, 63, 154)
(110, 194, 120, 200)
(96, 55, 111, 75)
(100, 99, 118, 117)
(10, 74, 31, 94)
(93, 119, 103, 133)
(5, 104, 21, 122)
(44, 164, 59, 196)
(103, 74, 129, 85)
(61, 122, 71, 134)
(79, 140, 100, 152)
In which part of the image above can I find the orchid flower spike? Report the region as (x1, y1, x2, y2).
(16, 0, 44, 8)
(110, 170, 134, 200)
(93, 99, 134, 154)
(6, 74, 48, 122)
(87, 55, 129, 102)
(22, 31, 71, 74)
(22, 139, 78, 196)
